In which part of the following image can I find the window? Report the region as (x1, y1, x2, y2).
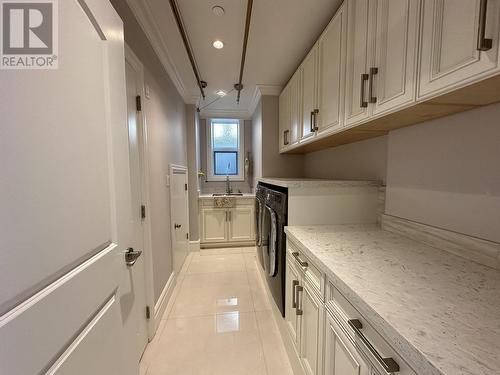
(207, 119, 244, 181)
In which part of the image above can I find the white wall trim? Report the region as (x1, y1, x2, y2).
(200, 108, 252, 120)
(248, 85, 282, 117)
(189, 240, 200, 252)
(153, 271, 176, 329)
(125, 0, 199, 105)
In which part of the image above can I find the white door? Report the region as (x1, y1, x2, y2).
(124, 50, 149, 361)
(419, 0, 500, 99)
(285, 260, 301, 348)
(372, 0, 419, 115)
(345, 0, 373, 127)
(228, 206, 255, 242)
(324, 312, 370, 375)
(301, 45, 318, 140)
(317, 4, 346, 134)
(170, 166, 189, 275)
(0, 1, 133, 374)
(201, 208, 228, 243)
(299, 281, 324, 375)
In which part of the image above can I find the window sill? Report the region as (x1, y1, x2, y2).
(206, 176, 245, 182)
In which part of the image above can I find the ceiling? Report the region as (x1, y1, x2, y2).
(126, 0, 343, 118)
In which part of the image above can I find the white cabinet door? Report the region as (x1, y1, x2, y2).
(289, 70, 302, 146)
(285, 259, 302, 349)
(345, 0, 373, 127)
(324, 312, 371, 375)
(301, 45, 318, 140)
(201, 208, 228, 243)
(372, 0, 419, 115)
(419, 0, 500, 99)
(317, 4, 346, 134)
(279, 85, 291, 150)
(299, 280, 324, 375)
(228, 206, 255, 242)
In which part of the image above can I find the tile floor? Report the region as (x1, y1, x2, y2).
(140, 247, 293, 375)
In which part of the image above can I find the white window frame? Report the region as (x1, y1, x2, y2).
(206, 118, 245, 181)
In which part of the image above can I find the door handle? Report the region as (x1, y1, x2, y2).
(295, 285, 303, 315)
(368, 67, 378, 103)
(348, 319, 400, 373)
(174, 223, 182, 229)
(360, 73, 369, 108)
(477, 0, 493, 51)
(292, 280, 299, 308)
(124, 247, 142, 267)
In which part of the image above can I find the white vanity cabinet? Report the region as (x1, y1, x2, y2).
(418, 0, 500, 99)
(199, 196, 255, 248)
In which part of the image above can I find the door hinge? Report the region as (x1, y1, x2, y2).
(136, 95, 142, 111)
(146, 305, 151, 319)
(185, 183, 188, 191)
(141, 205, 146, 220)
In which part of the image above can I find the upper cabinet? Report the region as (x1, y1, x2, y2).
(418, 0, 500, 99)
(278, 0, 500, 153)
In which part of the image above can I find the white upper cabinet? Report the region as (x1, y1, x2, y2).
(372, 0, 420, 115)
(289, 70, 302, 146)
(344, 0, 373, 127)
(279, 84, 291, 150)
(419, 0, 500, 99)
(301, 46, 318, 140)
(317, 5, 347, 134)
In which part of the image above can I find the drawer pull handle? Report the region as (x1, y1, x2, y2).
(360, 73, 369, 108)
(348, 319, 400, 373)
(291, 252, 308, 267)
(368, 67, 378, 103)
(292, 280, 299, 308)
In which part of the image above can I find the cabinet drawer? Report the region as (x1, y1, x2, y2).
(326, 282, 416, 375)
(287, 241, 324, 300)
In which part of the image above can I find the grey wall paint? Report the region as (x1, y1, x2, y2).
(186, 105, 199, 241)
(385, 103, 500, 243)
(258, 96, 305, 184)
(252, 101, 263, 182)
(304, 136, 388, 183)
(199, 119, 254, 193)
(111, 0, 188, 302)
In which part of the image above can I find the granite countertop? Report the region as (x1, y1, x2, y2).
(285, 224, 500, 375)
(198, 193, 255, 199)
(257, 177, 380, 188)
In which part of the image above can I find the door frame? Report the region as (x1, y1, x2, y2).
(169, 164, 190, 270)
(124, 44, 156, 341)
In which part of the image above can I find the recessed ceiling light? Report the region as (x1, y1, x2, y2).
(212, 40, 224, 49)
(212, 6, 225, 16)
(216, 90, 227, 97)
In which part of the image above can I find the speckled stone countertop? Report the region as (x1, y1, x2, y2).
(285, 224, 500, 375)
(257, 177, 380, 188)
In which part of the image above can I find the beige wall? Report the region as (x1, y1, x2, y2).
(303, 102, 500, 243)
(252, 101, 263, 182)
(111, 0, 188, 302)
(199, 119, 254, 194)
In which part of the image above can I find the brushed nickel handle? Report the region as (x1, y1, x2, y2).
(292, 280, 299, 308)
(124, 248, 142, 267)
(368, 67, 378, 103)
(360, 73, 369, 108)
(348, 319, 400, 373)
(313, 109, 319, 131)
(295, 285, 303, 315)
(292, 252, 308, 268)
(284, 130, 290, 145)
(310, 111, 315, 133)
(478, 0, 493, 51)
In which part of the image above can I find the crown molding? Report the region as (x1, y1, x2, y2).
(125, 0, 199, 105)
(199, 109, 252, 120)
(256, 84, 282, 96)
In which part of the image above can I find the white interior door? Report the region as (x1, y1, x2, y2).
(124, 50, 149, 362)
(170, 166, 189, 275)
(0, 1, 133, 374)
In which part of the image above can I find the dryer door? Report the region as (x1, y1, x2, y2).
(264, 205, 278, 277)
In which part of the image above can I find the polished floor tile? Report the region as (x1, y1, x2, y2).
(140, 247, 292, 375)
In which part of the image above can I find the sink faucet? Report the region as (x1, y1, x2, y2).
(225, 174, 232, 194)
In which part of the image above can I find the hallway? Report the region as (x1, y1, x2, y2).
(139, 248, 293, 375)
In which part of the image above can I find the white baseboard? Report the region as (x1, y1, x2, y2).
(153, 272, 176, 331)
(189, 240, 200, 252)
